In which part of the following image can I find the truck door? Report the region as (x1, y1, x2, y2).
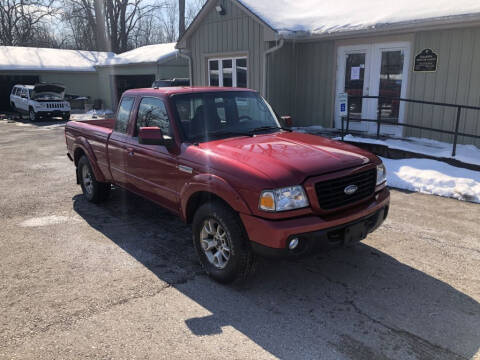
(107, 96, 136, 188)
(123, 96, 179, 213)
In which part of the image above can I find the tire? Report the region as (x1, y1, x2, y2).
(11, 103, 16, 113)
(77, 155, 110, 203)
(29, 108, 38, 122)
(63, 112, 70, 121)
(192, 200, 255, 283)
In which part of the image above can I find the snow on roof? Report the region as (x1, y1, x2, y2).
(237, 0, 480, 36)
(0, 46, 114, 72)
(99, 43, 178, 66)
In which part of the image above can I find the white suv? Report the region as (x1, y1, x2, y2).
(10, 84, 71, 121)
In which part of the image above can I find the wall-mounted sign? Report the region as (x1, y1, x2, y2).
(338, 93, 348, 117)
(414, 48, 438, 72)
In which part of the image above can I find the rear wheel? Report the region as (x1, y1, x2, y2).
(192, 201, 255, 283)
(78, 155, 110, 203)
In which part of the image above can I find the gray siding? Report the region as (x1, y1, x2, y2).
(187, 0, 266, 92)
(293, 41, 335, 127)
(407, 27, 480, 146)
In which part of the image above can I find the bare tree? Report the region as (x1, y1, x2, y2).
(0, 0, 59, 46)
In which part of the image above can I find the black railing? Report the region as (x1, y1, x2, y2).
(341, 95, 480, 157)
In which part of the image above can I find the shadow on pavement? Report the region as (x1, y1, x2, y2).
(72, 188, 480, 360)
(2, 113, 67, 127)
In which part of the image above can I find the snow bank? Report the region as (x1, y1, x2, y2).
(238, 0, 480, 36)
(381, 157, 480, 203)
(71, 109, 114, 121)
(0, 46, 114, 72)
(342, 134, 480, 166)
(99, 43, 178, 66)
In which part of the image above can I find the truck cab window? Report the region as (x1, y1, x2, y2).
(115, 97, 134, 133)
(135, 97, 170, 137)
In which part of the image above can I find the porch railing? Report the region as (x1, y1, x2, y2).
(341, 95, 480, 157)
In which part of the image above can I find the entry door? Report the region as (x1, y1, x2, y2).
(336, 42, 410, 136)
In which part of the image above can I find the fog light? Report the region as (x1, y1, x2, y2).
(289, 237, 299, 250)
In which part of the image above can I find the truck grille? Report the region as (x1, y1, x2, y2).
(46, 103, 62, 109)
(315, 168, 376, 210)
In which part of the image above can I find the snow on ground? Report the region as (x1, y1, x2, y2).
(238, 0, 480, 36)
(70, 109, 114, 121)
(381, 157, 480, 203)
(343, 134, 480, 166)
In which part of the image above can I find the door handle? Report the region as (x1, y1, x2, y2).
(126, 147, 134, 156)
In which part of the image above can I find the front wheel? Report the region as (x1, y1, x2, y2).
(63, 112, 70, 121)
(29, 109, 38, 122)
(192, 201, 255, 283)
(78, 155, 110, 203)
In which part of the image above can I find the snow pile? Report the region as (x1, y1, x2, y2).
(381, 157, 480, 203)
(238, 0, 480, 36)
(71, 109, 114, 121)
(99, 43, 178, 66)
(0, 46, 114, 72)
(342, 134, 480, 166)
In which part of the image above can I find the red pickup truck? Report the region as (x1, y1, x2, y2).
(65, 87, 389, 283)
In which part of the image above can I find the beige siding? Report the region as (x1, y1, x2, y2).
(407, 27, 480, 146)
(187, 0, 266, 92)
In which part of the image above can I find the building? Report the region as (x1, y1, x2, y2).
(95, 43, 189, 109)
(0, 46, 112, 111)
(0, 43, 189, 112)
(176, 0, 480, 146)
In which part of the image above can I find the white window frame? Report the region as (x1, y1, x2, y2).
(208, 56, 248, 88)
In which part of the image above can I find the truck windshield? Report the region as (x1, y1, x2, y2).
(171, 91, 281, 141)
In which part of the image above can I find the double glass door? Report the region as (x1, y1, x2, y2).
(336, 42, 410, 136)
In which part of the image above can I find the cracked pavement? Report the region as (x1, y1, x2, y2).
(0, 118, 479, 359)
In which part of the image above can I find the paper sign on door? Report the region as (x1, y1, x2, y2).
(351, 67, 361, 80)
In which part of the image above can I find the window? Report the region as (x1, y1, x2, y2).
(115, 96, 134, 133)
(208, 57, 247, 88)
(172, 91, 279, 141)
(135, 97, 170, 136)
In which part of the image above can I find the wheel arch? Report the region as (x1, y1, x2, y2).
(181, 175, 253, 224)
(72, 141, 106, 183)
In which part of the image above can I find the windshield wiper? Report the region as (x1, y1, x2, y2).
(249, 126, 292, 134)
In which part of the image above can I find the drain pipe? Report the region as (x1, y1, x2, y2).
(262, 38, 284, 97)
(178, 49, 193, 85)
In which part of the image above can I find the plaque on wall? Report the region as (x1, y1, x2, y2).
(414, 48, 438, 72)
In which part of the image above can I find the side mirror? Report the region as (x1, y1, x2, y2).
(139, 127, 164, 145)
(280, 115, 293, 128)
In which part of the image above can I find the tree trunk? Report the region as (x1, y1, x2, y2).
(94, 0, 109, 51)
(178, 0, 185, 38)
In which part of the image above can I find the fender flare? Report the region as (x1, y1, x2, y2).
(73, 137, 106, 183)
(180, 173, 252, 222)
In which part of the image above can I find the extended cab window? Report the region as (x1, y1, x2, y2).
(135, 97, 170, 136)
(115, 97, 134, 133)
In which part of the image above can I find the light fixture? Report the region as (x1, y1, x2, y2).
(215, 5, 225, 15)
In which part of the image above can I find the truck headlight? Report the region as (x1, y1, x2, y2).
(259, 186, 309, 212)
(376, 164, 387, 185)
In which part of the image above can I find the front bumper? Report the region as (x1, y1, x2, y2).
(241, 188, 390, 257)
(36, 110, 69, 117)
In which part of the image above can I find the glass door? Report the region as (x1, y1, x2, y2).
(370, 43, 410, 136)
(335, 46, 372, 133)
(336, 42, 410, 137)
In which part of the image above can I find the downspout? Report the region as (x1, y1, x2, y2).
(178, 49, 193, 85)
(262, 38, 284, 98)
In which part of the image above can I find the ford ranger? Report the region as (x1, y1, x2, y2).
(65, 87, 389, 283)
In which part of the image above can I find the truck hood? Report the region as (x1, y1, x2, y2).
(198, 131, 375, 186)
(32, 84, 65, 100)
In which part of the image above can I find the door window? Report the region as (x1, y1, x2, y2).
(378, 50, 404, 123)
(208, 57, 247, 87)
(135, 97, 170, 137)
(115, 96, 134, 133)
(344, 53, 366, 120)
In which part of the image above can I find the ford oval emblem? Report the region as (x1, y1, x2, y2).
(344, 184, 358, 195)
